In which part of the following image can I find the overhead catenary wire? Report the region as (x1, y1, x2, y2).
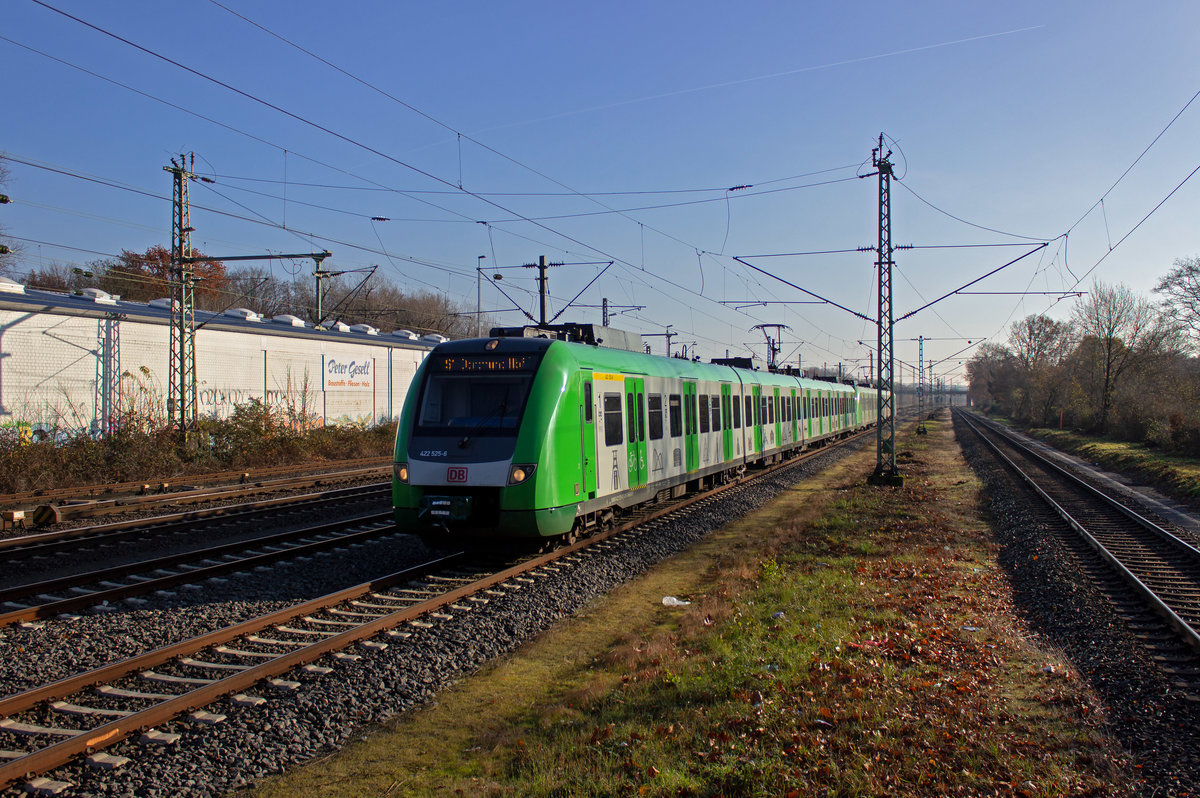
(25, 0, 842, 347)
(204, 0, 863, 270)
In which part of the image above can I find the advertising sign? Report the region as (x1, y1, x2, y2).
(325, 356, 373, 391)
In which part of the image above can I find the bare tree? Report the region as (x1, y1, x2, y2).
(21, 261, 92, 292)
(965, 342, 1017, 412)
(1007, 314, 1074, 425)
(1154, 256, 1200, 351)
(222, 266, 300, 318)
(1071, 280, 1181, 432)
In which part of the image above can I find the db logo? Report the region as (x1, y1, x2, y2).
(446, 466, 469, 483)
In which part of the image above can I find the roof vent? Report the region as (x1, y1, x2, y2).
(391, 329, 419, 340)
(79, 287, 117, 305)
(348, 323, 379, 335)
(0, 276, 26, 294)
(420, 333, 449, 344)
(224, 307, 262, 322)
(321, 320, 351, 332)
(148, 297, 176, 310)
(272, 314, 306, 327)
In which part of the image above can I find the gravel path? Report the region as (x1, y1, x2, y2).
(954, 413, 1200, 796)
(0, 440, 866, 798)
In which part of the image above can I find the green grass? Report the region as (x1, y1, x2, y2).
(250, 414, 1129, 797)
(1027, 426, 1200, 500)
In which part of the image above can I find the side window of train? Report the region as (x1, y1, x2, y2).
(668, 394, 682, 437)
(626, 393, 637, 442)
(584, 381, 593, 422)
(603, 393, 623, 446)
(648, 394, 664, 440)
(698, 395, 710, 433)
(733, 395, 742, 428)
(711, 397, 721, 431)
(768, 395, 775, 424)
(745, 396, 753, 426)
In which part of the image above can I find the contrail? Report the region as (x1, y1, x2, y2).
(475, 25, 1044, 134)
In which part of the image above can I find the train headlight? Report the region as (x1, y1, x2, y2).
(507, 464, 536, 485)
(394, 463, 409, 484)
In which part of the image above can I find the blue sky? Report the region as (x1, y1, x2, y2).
(3, 1, 1198, 384)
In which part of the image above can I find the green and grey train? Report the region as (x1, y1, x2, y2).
(393, 333, 886, 541)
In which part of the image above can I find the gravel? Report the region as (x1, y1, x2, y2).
(0, 440, 866, 798)
(954, 412, 1200, 796)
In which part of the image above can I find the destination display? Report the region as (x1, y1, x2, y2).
(430, 353, 540, 373)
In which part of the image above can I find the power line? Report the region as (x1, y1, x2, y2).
(895, 244, 1048, 322)
(479, 176, 862, 223)
(1066, 160, 1200, 290)
(23, 0, 775, 333)
(1065, 85, 1200, 233)
(894, 180, 1052, 241)
(207, 167, 861, 199)
(15, 4, 874, 359)
(204, 0, 862, 267)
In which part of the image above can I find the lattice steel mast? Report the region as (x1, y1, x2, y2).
(916, 335, 927, 435)
(166, 155, 200, 442)
(869, 134, 903, 485)
(95, 314, 122, 435)
(166, 155, 331, 442)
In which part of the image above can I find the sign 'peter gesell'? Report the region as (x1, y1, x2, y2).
(325, 356, 373, 391)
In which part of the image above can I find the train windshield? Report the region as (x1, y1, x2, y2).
(415, 372, 534, 437)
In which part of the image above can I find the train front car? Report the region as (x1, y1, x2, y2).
(393, 337, 577, 541)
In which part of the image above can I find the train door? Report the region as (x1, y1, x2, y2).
(721, 383, 733, 462)
(751, 385, 763, 454)
(580, 371, 597, 499)
(683, 381, 699, 471)
(772, 387, 782, 449)
(625, 377, 647, 488)
(594, 374, 627, 496)
(789, 388, 797, 444)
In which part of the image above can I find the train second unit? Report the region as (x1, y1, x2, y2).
(392, 332, 884, 540)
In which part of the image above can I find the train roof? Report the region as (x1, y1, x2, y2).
(435, 335, 870, 393)
(0, 277, 440, 351)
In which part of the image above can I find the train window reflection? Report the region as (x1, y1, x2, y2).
(416, 373, 531, 435)
(604, 393, 624, 446)
(648, 394, 664, 440)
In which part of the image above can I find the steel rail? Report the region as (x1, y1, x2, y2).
(0, 483, 390, 557)
(957, 409, 1200, 652)
(0, 456, 391, 508)
(0, 426, 873, 789)
(0, 512, 394, 627)
(0, 552, 468, 789)
(27, 466, 390, 525)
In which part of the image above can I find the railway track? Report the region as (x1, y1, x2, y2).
(0, 483, 390, 576)
(0, 511, 396, 628)
(1, 460, 391, 529)
(0, 457, 390, 509)
(0, 427, 872, 793)
(957, 410, 1200, 654)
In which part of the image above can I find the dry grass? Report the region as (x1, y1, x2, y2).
(249, 412, 1130, 797)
